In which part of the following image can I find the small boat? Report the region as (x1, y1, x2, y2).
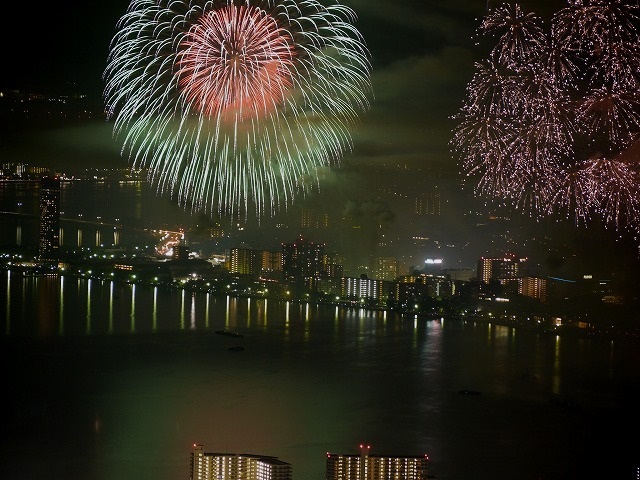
(215, 330, 243, 338)
(458, 389, 481, 395)
(228, 346, 245, 352)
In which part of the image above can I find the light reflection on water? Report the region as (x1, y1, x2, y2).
(5, 270, 440, 339)
(1, 270, 640, 480)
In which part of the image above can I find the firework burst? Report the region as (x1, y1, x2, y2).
(452, 0, 640, 242)
(104, 0, 372, 218)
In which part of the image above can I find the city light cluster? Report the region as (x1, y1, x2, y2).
(451, 1, 640, 245)
(104, 0, 372, 219)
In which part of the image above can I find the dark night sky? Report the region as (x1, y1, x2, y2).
(0, 0, 501, 179)
(3, 0, 640, 277)
(1, 3, 127, 95)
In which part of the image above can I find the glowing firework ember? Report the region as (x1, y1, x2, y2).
(451, 1, 640, 242)
(104, 0, 371, 217)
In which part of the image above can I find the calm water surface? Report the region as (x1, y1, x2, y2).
(2, 181, 639, 479)
(2, 271, 640, 480)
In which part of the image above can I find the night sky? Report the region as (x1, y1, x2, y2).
(2, 0, 640, 278)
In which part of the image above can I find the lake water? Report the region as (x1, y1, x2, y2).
(1, 270, 639, 480)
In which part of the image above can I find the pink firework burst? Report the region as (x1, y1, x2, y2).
(176, 4, 295, 121)
(452, 0, 640, 246)
(104, 0, 372, 218)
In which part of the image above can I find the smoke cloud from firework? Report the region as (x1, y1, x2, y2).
(103, 0, 372, 219)
(451, 1, 640, 245)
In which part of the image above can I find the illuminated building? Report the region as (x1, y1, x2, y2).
(477, 254, 527, 284)
(173, 242, 190, 260)
(321, 252, 344, 279)
(422, 258, 443, 275)
(281, 236, 325, 280)
(229, 247, 260, 275)
(38, 176, 60, 265)
(301, 207, 329, 229)
(375, 257, 398, 281)
(326, 444, 429, 480)
(317, 276, 342, 296)
(477, 254, 528, 298)
(190, 444, 291, 480)
(341, 275, 389, 303)
(260, 250, 282, 274)
(415, 189, 441, 216)
(519, 276, 547, 302)
(395, 274, 453, 307)
(228, 248, 282, 275)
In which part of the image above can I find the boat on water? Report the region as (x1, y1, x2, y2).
(215, 330, 243, 338)
(458, 389, 481, 396)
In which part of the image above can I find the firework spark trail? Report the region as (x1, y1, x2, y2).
(104, 0, 372, 218)
(452, 0, 640, 242)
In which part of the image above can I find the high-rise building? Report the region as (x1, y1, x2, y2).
(190, 444, 292, 480)
(519, 276, 547, 302)
(38, 176, 61, 265)
(260, 249, 282, 274)
(477, 254, 527, 284)
(301, 207, 329, 229)
(227, 248, 282, 275)
(281, 236, 325, 280)
(375, 257, 398, 281)
(326, 444, 429, 480)
(415, 189, 441, 216)
(229, 247, 261, 275)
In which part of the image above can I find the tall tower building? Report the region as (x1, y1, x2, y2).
(281, 236, 325, 280)
(38, 176, 61, 265)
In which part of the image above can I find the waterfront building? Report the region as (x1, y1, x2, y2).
(395, 274, 453, 306)
(190, 444, 292, 480)
(326, 444, 429, 480)
(477, 254, 527, 297)
(317, 276, 342, 296)
(38, 176, 60, 265)
(228, 248, 282, 276)
(341, 274, 387, 304)
(229, 247, 261, 275)
(477, 254, 527, 284)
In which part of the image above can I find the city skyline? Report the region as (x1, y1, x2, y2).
(3, 1, 640, 285)
(2, 162, 640, 286)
